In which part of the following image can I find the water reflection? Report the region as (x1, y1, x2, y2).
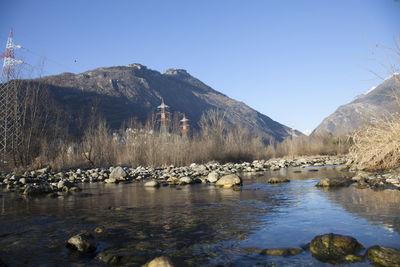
(0, 167, 399, 266)
(323, 186, 400, 234)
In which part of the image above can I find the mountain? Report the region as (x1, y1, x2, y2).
(313, 73, 400, 136)
(24, 63, 294, 141)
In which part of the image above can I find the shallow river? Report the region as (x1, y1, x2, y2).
(0, 167, 399, 266)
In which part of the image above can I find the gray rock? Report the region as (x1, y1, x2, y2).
(179, 176, 193, 185)
(216, 174, 242, 187)
(104, 177, 118, 184)
(66, 232, 96, 253)
(146, 256, 174, 267)
(144, 180, 159, 187)
(110, 166, 127, 179)
(207, 171, 219, 183)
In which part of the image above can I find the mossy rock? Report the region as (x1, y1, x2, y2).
(310, 233, 364, 261)
(316, 178, 352, 188)
(261, 248, 302, 256)
(345, 254, 364, 263)
(367, 245, 400, 266)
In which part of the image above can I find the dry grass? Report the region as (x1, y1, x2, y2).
(350, 116, 400, 171)
(13, 109, 348, 172)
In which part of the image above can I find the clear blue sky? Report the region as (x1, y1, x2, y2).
(1, 0, 399, 133)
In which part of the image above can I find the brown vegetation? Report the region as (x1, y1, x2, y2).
(350, 39, 400, 171)
(19, 109, 347, 171)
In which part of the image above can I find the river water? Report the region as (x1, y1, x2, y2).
(0, 167, 399, 266)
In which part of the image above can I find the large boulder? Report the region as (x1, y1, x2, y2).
(215, 174, 242, 188)
(367, 245, 400, 266)
(109, 166, 127, 179)
(310, 233, 364, 261)
(146, 256, 174, 267)
(207, 171, 219, 183)
(66, 232, 96, 253)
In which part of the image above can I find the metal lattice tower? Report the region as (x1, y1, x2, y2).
(157, 98, 169, 137)
(180, 114, 189, 138)
(0, 29, 23, 165)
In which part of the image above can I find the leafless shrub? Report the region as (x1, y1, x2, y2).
(350, 116, 400, 171)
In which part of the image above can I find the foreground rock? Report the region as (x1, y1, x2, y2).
(367, 245, 400, 266)
(66, 232, 96, 253)
(215, 174, 242, 188)
(261, 247, 302, 256)
(268, 177, 290, 184)
(310, 233, 364, 261)
(146, 256, 174, 267)
(316, 178, 352, 188)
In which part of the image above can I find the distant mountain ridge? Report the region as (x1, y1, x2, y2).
(313, 73, 400, 136)
(26, 63, 295, 141)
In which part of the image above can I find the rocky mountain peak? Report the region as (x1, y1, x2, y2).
(126, 63, 147, 70)
(163, 68, 191, 78)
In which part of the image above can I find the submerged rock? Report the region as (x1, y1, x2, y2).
(23, 184, 53, 196)
(261, 247, 302, 256)
(367, 245, 400, 266)
(268, 177, 290, 184)
(215, 174, 242, 188)
(104, 177, 118, 184)
(144, 180, 159, 187)
(146, 256, 174, 267)
(66, 232, 96, 253)
(316, 178, 352, 187)
(310, 233, 364, 261)
(97, 250, 122, 264)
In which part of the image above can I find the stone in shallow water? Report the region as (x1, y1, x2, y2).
(144, 180, 160, 187)
(261, 247, 302, 256)
(367, 245, 400, 267)
(146, 256, 174, 267)
(310, 233, 364, 261)
(268, 177, 290, 184)
(66, 232, 96, 253)
(179, 176, 193, 185)
(215, 174, 241, 187)
(23, 184, 53, 196)
(316, 178, 352, 187)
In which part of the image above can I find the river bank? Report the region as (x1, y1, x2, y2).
(1, 155, 400, 197)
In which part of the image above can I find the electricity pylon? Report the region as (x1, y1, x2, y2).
(157, 98, 170, 137)
(0, 29, 23, 165)
(180, 114, 189, 139)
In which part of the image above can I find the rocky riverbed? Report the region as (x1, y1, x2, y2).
(1, 156, 399, 197)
